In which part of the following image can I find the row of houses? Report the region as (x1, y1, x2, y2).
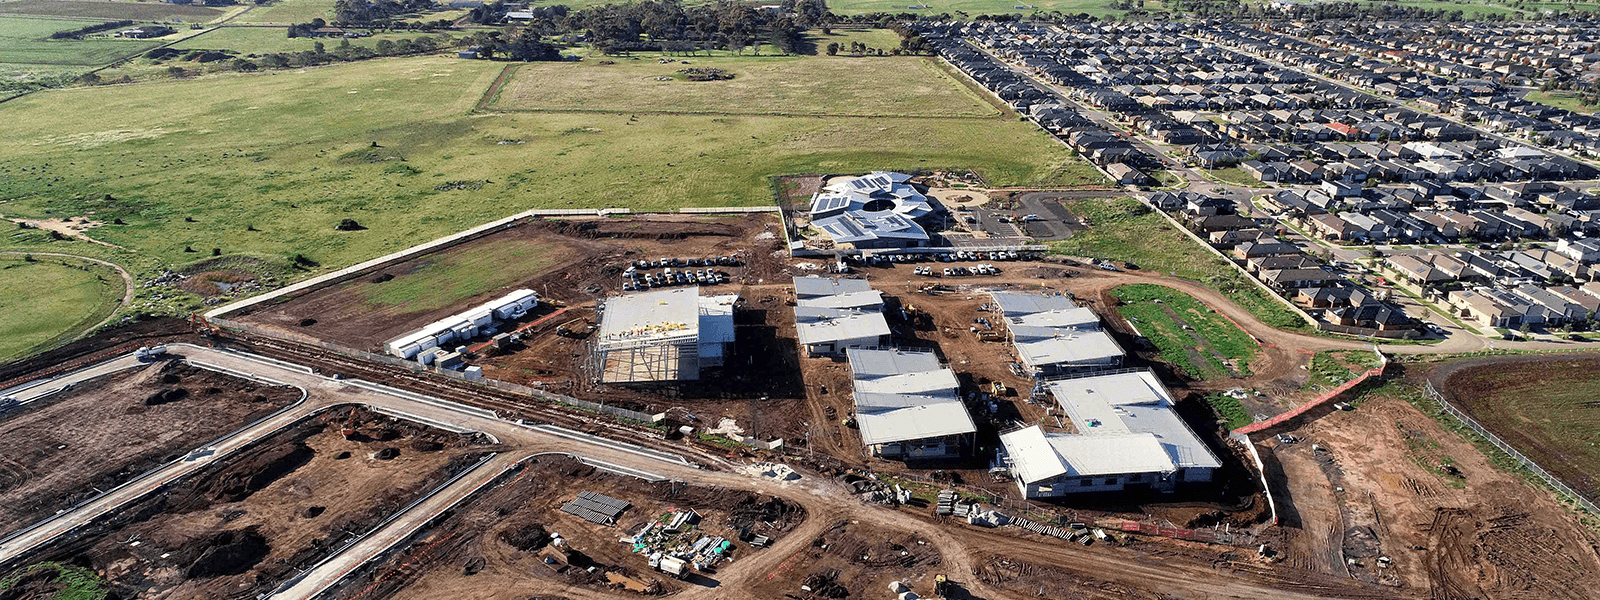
(1381, 246, 1600, 330)
(1149, 190, 1421, 333)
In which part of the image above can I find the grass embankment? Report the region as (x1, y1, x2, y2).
(1304, 349, 1381, 392)
(1203, 393, 1253, 430)
(1111, 283, 1257, 380)
(0, 256, 123, 362)
(0, 53, 1098, 319)
(1050, 196, 1308, 331)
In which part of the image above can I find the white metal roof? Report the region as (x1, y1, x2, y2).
(697, 294, 738, 346)
(796, 290, 884, 310)
(990, 292, 1080, 316)
(1047, 433, 1176, 477)
(1009, 307, 1101, 331)
(847, 348, 941, 378)
(1049, 371, 1221, 470)
(795, 312, 890, 345)
(598, 287, 700, 344)
(856, 401, 976, 446)
(793, 276, 873, 298)
(1015, 330, 1123, 368)
(999, 426, 1069, 483)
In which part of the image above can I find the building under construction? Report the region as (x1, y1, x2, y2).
(592, 287, 737, 384)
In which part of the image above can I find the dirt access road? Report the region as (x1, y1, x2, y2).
(4, 344, 1403, 600)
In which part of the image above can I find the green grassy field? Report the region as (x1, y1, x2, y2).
(235, 0, 334, 23)
(360, 237, 557, 312)
(1525, 90, 1597, 114)
(0, 54, 1094, 289)
(0, 15, 161, 68)
(0, 256, 123, 362)
(1112, 283, 1258, 380)
(173, 26, 448, 55)
(0, 0, 220, 21)
(1049, 196, 1309, 331)
(810, 28, 904, 51)
(489, 53, 999, 118)
(1445, 355, 1600, 498)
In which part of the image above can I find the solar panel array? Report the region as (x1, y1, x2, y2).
(560, 491, 631, 526)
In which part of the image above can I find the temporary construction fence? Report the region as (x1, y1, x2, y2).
(1423, 381, 1600, 516)
(205, 317, 661, 426)
(1232, 347, 1388, 436)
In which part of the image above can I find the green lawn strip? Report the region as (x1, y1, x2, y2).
(0, 256, 123, 362)
(358, 237, 556, 313)
(1115, 300, 1210, 378)
(1112, 283, 1258, 379)
(1204, 166, 1266, 188)
(1524, 90, 1598, 115)
(1203, 393, 1253, 430)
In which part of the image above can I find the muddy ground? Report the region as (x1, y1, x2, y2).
(749, 520, 943, 600)
(323, 454, 805, 600)
(12, 405, 493, 599)
(0, 360, 300, 536)
(1259, 365, 1600, 599)
(234, 214, 789, 353)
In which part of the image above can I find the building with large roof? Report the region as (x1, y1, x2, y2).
(998, 370, 1221, 498)
(990, 292, 1123, 375)
(848, 348, 976, 460)
(793, 276, 890, 356)
(809, 171, 942, 249)
(593, 287, 736, 383)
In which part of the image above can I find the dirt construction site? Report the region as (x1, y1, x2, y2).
(324, 454, 806, 600)
(0, 361, 300, 537)
(5, 194, 1600, 600)
(11, 404, 493, 599)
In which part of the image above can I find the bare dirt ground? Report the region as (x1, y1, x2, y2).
(324, 454, 805, 600)
(1259, 367, 1600, 600)
(0, 360, 299, 536)
(17, 406, 493, 599)
(747, 520, 943, 600)
(235, 214, 790, 352)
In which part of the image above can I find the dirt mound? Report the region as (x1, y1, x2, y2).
(802, 569, 850, 598)
(533, 218, 742, 241)
(374, 447, 400, 460)
(190, 441, 315, 503)
(410, 439, 443, 452)
(817, 524, 940, 569)
(144, 388, 189, 406)
(499, 523, 550, 552)
(729, 495, 802, 530)
(186, 528, 271, 578)
(180, 270, 256, 297)
(302, 506, 325, 518)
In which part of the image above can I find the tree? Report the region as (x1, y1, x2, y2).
(826, 41, 838, 55)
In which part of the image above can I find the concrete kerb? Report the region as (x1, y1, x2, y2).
(0, 394, 325, 567)
(283, 451, 670, 600)
(268, 451, 504, 600)
(523, 423, 695, 468)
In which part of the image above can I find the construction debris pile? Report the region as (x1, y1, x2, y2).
(1010, 516, 1108, 546)
(934, 489, 1006, 527)
(623, 508, 738, 578)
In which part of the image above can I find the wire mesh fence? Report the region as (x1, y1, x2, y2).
(1423, 381, 1599, 516)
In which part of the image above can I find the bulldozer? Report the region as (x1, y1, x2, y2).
(990, 381, 1007, 397)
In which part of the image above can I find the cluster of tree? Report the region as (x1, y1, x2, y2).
(1539, 79, 1600, 107)
(334, 0, 437, 23)
(471, 0, 819, 55)
(460, 30, 562, 60)
(288, 16, 455, 36)
(50, 20, 133, 40)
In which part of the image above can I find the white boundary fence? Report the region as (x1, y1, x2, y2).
(1423, 380, 1600, 516)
